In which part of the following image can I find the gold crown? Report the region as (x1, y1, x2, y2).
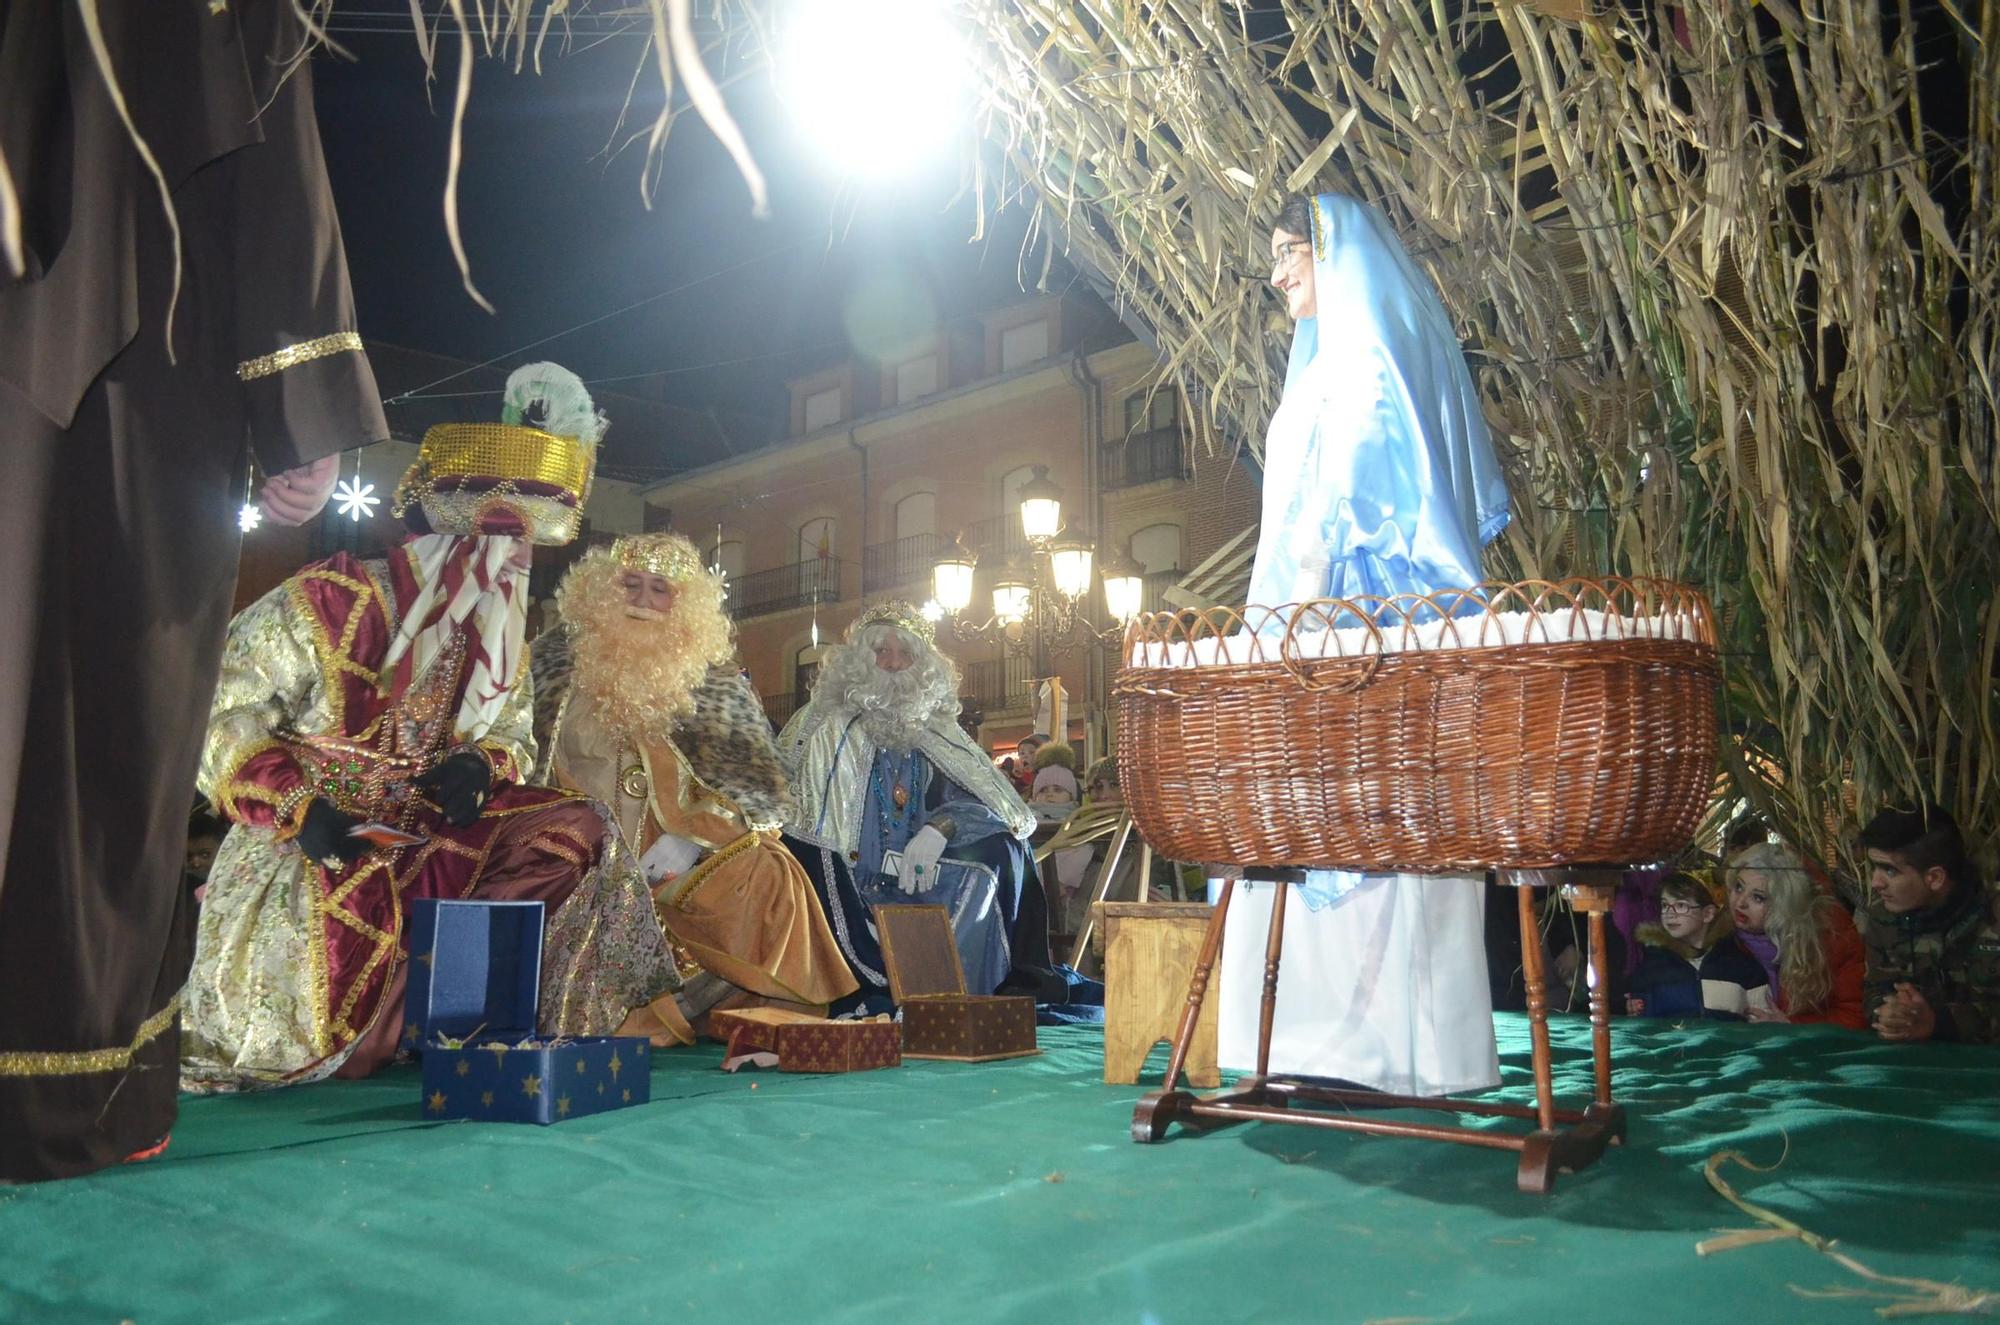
(613, 533, 706, 582)
(393, 422, 598, 546)
(849, 600, 937, 646)
(418, 423, 596, 498)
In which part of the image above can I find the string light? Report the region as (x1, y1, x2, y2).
(333, 449, 379, 521)
(238, 458, 262, 533)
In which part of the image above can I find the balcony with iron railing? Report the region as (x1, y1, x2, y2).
(728, 556, 844, 620)
(965, 514, 1029, 566)
(1101, 428, 1191, 489)
(862, 531, 948, 595)
(960, 655, 1036, 718)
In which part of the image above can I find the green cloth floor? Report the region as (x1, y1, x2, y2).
(3, 1016, 1997, 1324)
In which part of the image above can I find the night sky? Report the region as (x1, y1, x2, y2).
(313, 22, 1068, 452)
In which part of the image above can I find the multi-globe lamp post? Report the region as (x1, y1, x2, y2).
(926, 466, 1147, 668)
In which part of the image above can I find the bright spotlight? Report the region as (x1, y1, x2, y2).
(777, 0, 968, 176)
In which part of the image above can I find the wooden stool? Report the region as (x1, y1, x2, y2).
(1094, 901, 1220, 1088)
(1132, 868, 1627, 1194)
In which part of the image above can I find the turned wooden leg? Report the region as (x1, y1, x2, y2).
(1255, 881, 1288, 1078)
(1516, 883, 1556, 1133)
(1161, 878, 1234, 1092)
(1587, 908, 1613, 1108)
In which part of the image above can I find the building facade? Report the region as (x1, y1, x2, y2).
(637, 295, 1261, 760)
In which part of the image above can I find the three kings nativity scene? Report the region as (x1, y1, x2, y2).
(1, 1, 1997, 1321)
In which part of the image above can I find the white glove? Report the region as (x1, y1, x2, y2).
(898, 825, 949, 895)
(639, 832, 703, 884)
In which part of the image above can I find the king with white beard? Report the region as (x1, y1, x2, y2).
(776, 603, 1061, 1010)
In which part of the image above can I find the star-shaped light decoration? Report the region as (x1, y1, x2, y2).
(238, 501, 263, 533)
(333, 475, 380, 522)
(920, 599, 945, 623)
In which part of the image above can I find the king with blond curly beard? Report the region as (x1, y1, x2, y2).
(532, 534, 857, 1042)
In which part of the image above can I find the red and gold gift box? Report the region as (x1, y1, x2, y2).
(899, 993, 1038, 1063)
(710, 1007, 900, 1074)
(773, 1019, 901, 1073)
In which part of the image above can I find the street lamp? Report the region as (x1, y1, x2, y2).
(929, 467, 1127, 661)
(932, 533, 978, 614)
(1017, 465, 1065, 541)
(1048, 533, 1095, 599)
(1098, 548, 1148, 625)
(991, 565, 1033, 623)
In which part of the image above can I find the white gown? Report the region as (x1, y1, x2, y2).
(1215, 877, 1499, 1096)
(1210, 194, 1512, 1099)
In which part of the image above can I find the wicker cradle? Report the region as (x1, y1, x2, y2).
(1114, 578, 1720, 873)
(1113, 579, 1720, 1191)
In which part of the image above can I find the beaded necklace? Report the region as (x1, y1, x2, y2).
(869, 748, 924, 849)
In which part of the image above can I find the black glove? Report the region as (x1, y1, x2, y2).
(413, 751, 492, 828)
(297, 798, 368, 869)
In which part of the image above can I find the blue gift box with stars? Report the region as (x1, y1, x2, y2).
(406, 899, 651, 1125)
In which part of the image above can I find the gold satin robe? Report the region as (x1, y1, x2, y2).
(543, 665, 858, 1041)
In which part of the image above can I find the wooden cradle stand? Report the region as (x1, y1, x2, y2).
(1114, 579, 1721, 1194)
(1130, 867, 1625, 1194)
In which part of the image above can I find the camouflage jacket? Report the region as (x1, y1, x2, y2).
(1855, 880, 2000, 1044)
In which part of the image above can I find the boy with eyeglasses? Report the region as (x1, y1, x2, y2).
(1626, 872, 1773, 1020)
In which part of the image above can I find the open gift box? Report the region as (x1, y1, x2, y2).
(405, 898, 650, 1124)
(708, 1006, 901, 1074)
(876, 904, 1040, 1063)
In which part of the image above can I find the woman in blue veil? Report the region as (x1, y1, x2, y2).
(1214, 193, 1510, 1096)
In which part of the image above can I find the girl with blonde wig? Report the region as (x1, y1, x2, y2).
(1729, 842, 1867, 1030)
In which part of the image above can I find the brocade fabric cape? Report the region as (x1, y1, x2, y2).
(181, 553, 674, 1090)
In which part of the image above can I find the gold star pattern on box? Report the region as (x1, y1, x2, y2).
(480, 1090, 495, 1109)
(403, 1022, 422, 1044)
(576, 1059, 588, 1075)
(621, 1088, 632, 1103)
(521, 1074, 543, 1099)
(455, 1059, 471, 1077)
(608, 1051, 623, 1081)
(426, 1090, 448, 1114)
(556, 1095, 573, 1119)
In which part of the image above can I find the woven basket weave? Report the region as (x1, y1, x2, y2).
(1114, 578, 1720, 872)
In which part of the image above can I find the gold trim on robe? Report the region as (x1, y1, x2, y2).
(550, 701, 857, 1015)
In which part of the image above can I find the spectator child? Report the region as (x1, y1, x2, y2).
(1730, 842, 1867, 1030)
(1626, 873, 1771, 1019)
